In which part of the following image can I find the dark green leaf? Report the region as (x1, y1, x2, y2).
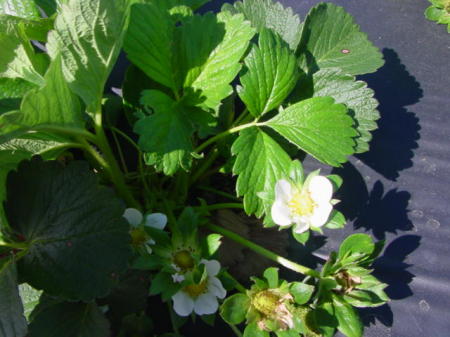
(0, 259, 27, 337)
(327, 174, 343, 191)
(5, 159, 132, 301)
(33, 0, 58, 16)
(47, 0, 129, 108)
(226, 0, 302, 50)
(337, 233, 375, 262)
(343, 289, 386, 308)
(298, 3, 384, 75)
(266, 97, 357, 166)
(289, 282, 314, 305)
(220, 293, 249, 324)
(231, 127, 291, 219)
(311, 302, 337, 337)
(332, 294, 363, 337)
(28, 302, 110, 337)
(238, 28, 299, 118)
(149, 272, 180, 301)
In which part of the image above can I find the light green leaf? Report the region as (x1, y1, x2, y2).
(135, 93, 194, 175)
(0, 78, 36, 114)
(203, 233, 222, 257)
(293, 230, 310, 244)
(337, 233, 375, 262)
(18, 283, 42, 321)
(238, 28, 299, 118)
(298, 3, 384, 75)
(296, 68, 380, 153)
(0, 20, 45, 86)
(332, 294, 363, 337)
(289, 282, 314, 305)
(266, 97, 357, 166)
(0, 57, 83, 144)
(28, 302, 110, 337)
(180, 12, 255, 110)
(243, 322, 270, 337)
(0, 0, 40, 19)
(47, 0, 129, 108)
(124, 2, 179, 93)
(5, 159, 132, 301)
(325, 210, 346, 229)
(263, 267, 279, 288)
(343, 289, 387, 308)
(225, 0, 302, 50)
(220, 293, 250, 324)
(231, 127, 291, 218)
(0, 259, 27, 337)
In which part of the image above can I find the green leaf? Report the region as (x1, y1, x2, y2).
(327, 174, 343, 191)
(135, 93, 194, 175)
(5, 159, 132, 301)
(47, 0, 129, 108)
(325, 210, 346, 229)
(33, 0, 58, 16)
(298, 3, 384, 76)
(312, 302, 337, 337)
(18, 283, 42, 321)
(332, 294, 363, 337)
(266, 97, 357, 166)
(263, 267, 279, 288)
(180, 12, 255, 111)
(337, 233, 375, 262)
(243, 322, 270, 337)
(225, 0, 302, 50)
(293, 230, 310, 244)
(28, 302, 110, 337)
(220, 293, 250, 324)
(124, 2, 179, 93)
(0, 78, 36, 115)
(238, 28, 299, 118)
(0, 57, 83, 143)
(0, 19, 45, 86)
(0, 0, 40, 19)
(296, 68, 380, 153)
(231, 127, 291, 218)
(202, 233, 222, 257)
(149, 272, 180, 301)
(0, 259, 27, 337)
(343, 289, 386, 308)
(290, 282, 314, 305)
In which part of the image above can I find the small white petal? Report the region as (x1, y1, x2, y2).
(310, 203, 333, 228)
(275, 179, 292, 202)
(172, 291, 195, 317)
(293, 221, 310, 234)
(209, 277, 226, 299)
(145, 245, 153, 254)
(271, 200, 293, 227)
(308, 176, 333, 204)
(146, 239, 156, 245)
(145, 213, 167, 230)
(172, 273, 185, 283)
(201, 259, 221, 277)
(194, 293, 219, 315)
(123, 208, 143, 227)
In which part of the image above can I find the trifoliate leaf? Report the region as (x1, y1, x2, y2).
(231, 127, 291, 219)
(224, 0, 302, 50)
(0, 19, 45, 86)
(298, 3, 384, 76)
(332, 294, 363, 337)
(47, 0, 129, 108)
(295, 68, 379, 153)
(180, 12, 255, 111)
(124, 2, 180, 93)
(135, 92, 194, 175)
(18, 283, 42, 321)
(220, 293, 250, 325)
(5, 159, 132, 301)
(266, 97, 357, 166)
(0, 0, 40, 19)
(238, 28, 299, 118)
(0, 259, 27, 337)
(28, 302, 110, 337)
(0, 57, 83, 144)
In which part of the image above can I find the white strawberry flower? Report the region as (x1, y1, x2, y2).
(271, 175, 333, 234)
(123, 208, 167, 253)
(172, 259, 226, 316)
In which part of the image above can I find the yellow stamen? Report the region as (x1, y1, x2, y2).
(130, 228, 147, 245)
(288, 190, 316, 216)
(173, 250, 195, 271)
(184, 279, 208, 298)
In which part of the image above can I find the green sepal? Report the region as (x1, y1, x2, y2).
(292, 230, 310, 245)
(325, 210, 346, 229)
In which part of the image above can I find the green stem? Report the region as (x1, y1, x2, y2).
(223, 270, 246, 293)
(194, 122, 260, 154)
(228, 323, 243, 337)
(110, 126, 129, 175)
(35, 125, 98, 144)
(197, 186, 241, 202)
(167, 303, 181, 335)
(92, 107, 140, 209)
(189, 148, 219, 186)
(0, 240, 28, 250)
(205, 223, 321, 278)
(197, 203, 244, 211)
(232, 108, 249, 127)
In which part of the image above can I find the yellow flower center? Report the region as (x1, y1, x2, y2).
(252, 290, 281, 317)
(173, 250, 195, 271)
(130, 228, 147, 245)
(183, 279, 208, 298)
(288, 190, 316, 216)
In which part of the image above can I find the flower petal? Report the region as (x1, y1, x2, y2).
(172, 291, 194, 317)
(201, 259, 221, 277)
(194, 293, 219, 315)
(271, 200, 292, 227)
(308, 176, 333, 204)
(123, 208, 143, 227)
(274, 179, 292, 202)
(310, 203, 333, 228)
(293, 221, 310, 234)
(209, 277, 226, 299)
(145, 213, 167, 230)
